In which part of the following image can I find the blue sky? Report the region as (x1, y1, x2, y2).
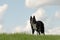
(0, 0, 60, 34)
(0, 0, 36, 33)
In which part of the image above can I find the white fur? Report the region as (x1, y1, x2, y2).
(33, 24, 37, 30)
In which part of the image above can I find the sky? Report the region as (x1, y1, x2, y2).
(0, 0, 60, 35)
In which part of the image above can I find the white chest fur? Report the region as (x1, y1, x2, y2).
(32, 24, 37, 30)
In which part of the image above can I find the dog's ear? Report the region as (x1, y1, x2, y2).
(33, 16, 36, 20)
(33, 16, 35, 18)
(30, 16, 32, 21)
(33, 16, 36, 23)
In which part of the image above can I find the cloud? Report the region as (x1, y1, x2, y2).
(14, 26, 21, 32)
(25, 0, 60, 8)
(0, 4, 8, 33)
(0, 24, 3, 33)
(47, 27, 60, 35)
(12, 26, 24, 33)
(24, 20, 32, 34)
(55, 11, 60, 18)
(12, 25, 30, 33)
(0, 4, 8, 15)
(0, 4, 8, 21)
(32, 8, 47, 21)
(25, 0, 60, 35)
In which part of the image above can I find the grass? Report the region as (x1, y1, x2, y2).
(0, 33, 60, 40)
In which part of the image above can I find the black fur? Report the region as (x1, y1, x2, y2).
(30, 16, 45, 35)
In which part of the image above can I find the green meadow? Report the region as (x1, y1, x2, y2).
(0, 33, 60, 40)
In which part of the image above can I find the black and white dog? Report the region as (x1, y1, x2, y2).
(30, 16, 45, 35)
